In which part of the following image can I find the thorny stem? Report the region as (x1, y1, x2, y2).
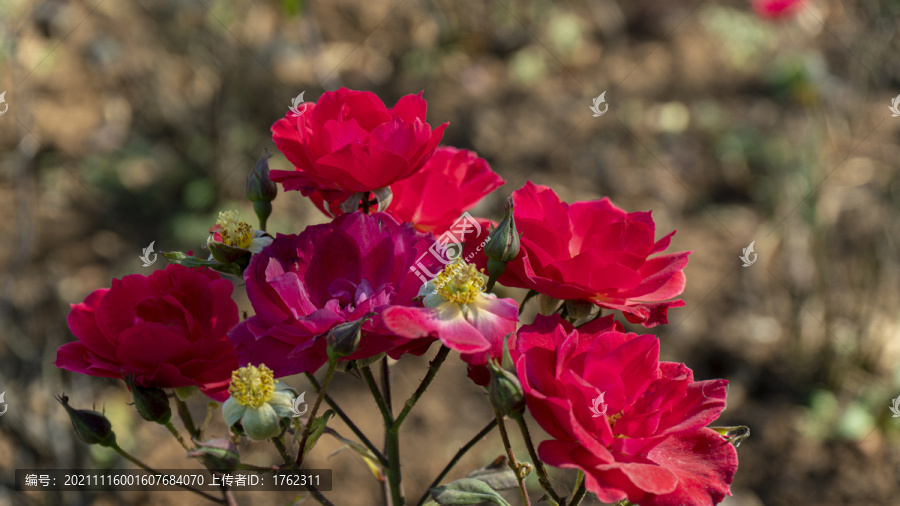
(305, 372, 387, 466)
(175, 396, 200, 440)
(494, 410, 532, 506)
(273, 436, 335, 506)
(297, 359, 338, 467)
(111, 442, 224, 503)
(361, 364, 404, 505)
(416, 418, 499, 506)
(516, 415, 563, 504)
(392, 345, 450, 429)
(164, 421, 191, 451)
(569, 470, 587, 506)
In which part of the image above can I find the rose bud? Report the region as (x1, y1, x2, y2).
(487, 360, 525, 419)
(56, 394, 117, 447)
(326, 315, 371, 362)
(123, 374, 172, 425)
(246, 152, 277, 231)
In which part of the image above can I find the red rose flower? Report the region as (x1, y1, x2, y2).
(500, 182, 690, 327)
(309, 147, 504, 235)
(514, 315, 737, 506)
(270, 88, 447, 205)
(55, 264, 240, 401)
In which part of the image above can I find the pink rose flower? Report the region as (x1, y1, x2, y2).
(55, 264, 240, 401)
(500, 182, 690, 327)
(383, 259, 518, 385)
(270, 88, 447, 205)
(514, 315, 738, 506)
(228, 212, 441, 377)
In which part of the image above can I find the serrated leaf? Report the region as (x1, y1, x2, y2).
(466, 456, 517, 491)
(430, 478, 512, 506)
(324, 427, 385, 481)
(301, 410, 334, 459)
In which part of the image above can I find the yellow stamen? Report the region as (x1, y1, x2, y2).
(434, 259, 486, 305)
(215, 210, 254, 249)
(229, 364, 275, 409)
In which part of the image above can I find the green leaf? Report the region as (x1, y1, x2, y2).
(430, 478, 512, 506)
(324, 427, 384, 481)
(301, 410, 334, 459)
(466, 456, 518, 491)
(162, 251, 244, 277)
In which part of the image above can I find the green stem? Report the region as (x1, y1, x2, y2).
(305, 372, 387, 466)
(273, 437, 336, 506)
(381, 355, 393, 414)
(361, 365, 393, 426)
(416, 418, 499, 506)
(111, 442, 224, 503)
(385, 420, 404, 505)
(164, 421, 191, 451)
(569, 470, 587, 506)
(297, 360, 338, 467)
(393, 345, 450, 428)
(515, 415, 562, 504)
(494, 411, 531, 506)
(175, 396, 200, 440)
(361, 364, 403, 505)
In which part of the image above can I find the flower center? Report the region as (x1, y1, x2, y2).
(214, 210, 254, 249)
(229, 364, 275, 409)
(434, 259, 486, 305)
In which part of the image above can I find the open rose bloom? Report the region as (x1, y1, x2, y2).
(228, 211, 443, 378)
(500, 182, 691, 327)
(514, 315, 738, 505)
(55, 88, 742, 506)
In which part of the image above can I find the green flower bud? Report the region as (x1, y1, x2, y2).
(488, 361, 525, 418)
(123, 374, 172, 425)
(56, 394, 116, 447)
(188, 438, 241, 471)
(326, 315, 372, 362)
(246, 152, 277, 203)
(565, 299, 597, 320)
(485, 198, 520, 263)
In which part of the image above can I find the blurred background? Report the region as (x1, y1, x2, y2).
(1, 0, 900, 504)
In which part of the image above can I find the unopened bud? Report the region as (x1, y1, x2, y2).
(56, 394, 116, 447)
(246, 152, 277, 203)
(124, 374, 171, 425)
(488, 361, 525, 418)
(326, 315, 372, 362)
(485, 198, 520, 263)
(188, 438, 241, 470)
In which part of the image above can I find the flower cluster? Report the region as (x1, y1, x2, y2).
(55, 88, 741, 506)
